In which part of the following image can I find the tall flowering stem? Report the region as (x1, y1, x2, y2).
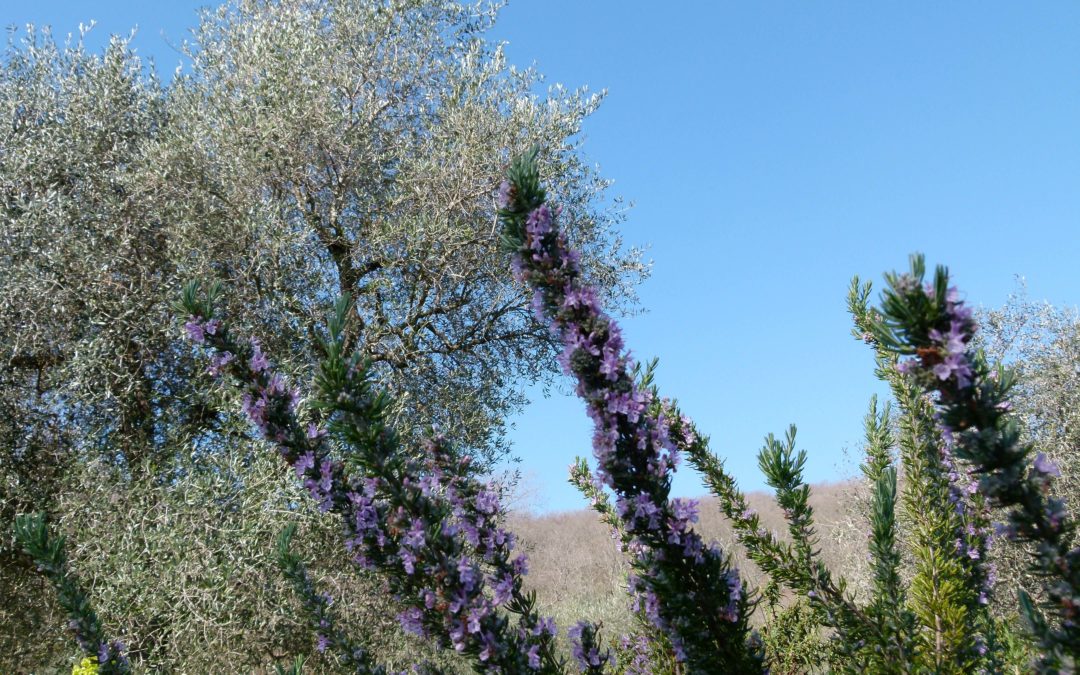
(13, 513, 130, 674)
(498, 150, 763, 671)
(567, 368, 679, 668)
(180, 286, 562, 673)
(852, 276, 998, 672)
(567, 621, 612, 674)
(868, 254, 1080, 670)
(276, 523, 386, 674)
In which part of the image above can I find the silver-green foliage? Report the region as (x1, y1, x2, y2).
(977, 290, 1080, 613)
(978, 289, 1080, 523)
(27, 450, 456, 672)
(1, 1, 644, 670)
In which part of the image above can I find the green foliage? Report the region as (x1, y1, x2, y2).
(567, 454, 681, 673)
(851, 268, 995, 673)
(859, 396, 894, 483)
(667, 408, 872, 663)
(553, 148, 1080, 672)
(758, 427, 816, 570)
(8, 23, 1080, 672)
(274, 654, 308, 675)
(13, 513, 130, 673)
(181, 283, 570, 672)
(893, 365, 980, 671)
(498, 145, 546, 252)
(44, 451, 428, 672)
(276, 523, 385, 673)
(977, 291, 1080, 609)
(991, 614, 1042, 673)
(608, 631, 679, 675)
(759, 598, 839, 675)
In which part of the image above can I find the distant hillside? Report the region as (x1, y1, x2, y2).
(507, 481, 872, 639)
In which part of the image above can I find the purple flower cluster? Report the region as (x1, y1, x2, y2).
(502, 181, 757, 668)
(62, 608, 129, 671)
(14, 511, 133, 674)
(616, 634, 652, 675)
(97, 640, 128, 672)
(896, 286, 975, 389)
(183, 317, 220, 343)
(928, 323, 972, 387)
(497, 179, 514, 209)
(888, 280, 999, 615)
(1034, 453, 1061, 478)
(182, 313, 558, 671)
(568, 621, 610, 673)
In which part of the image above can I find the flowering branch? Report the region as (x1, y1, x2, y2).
(567, 362, 680, 668)
(13, 513, 130, 674)
(567, 621, 612, 674)
(179, 287, 563, 672)
(866, 254, 1078, 670)
(276, 523, 386, 673)
(498, 149, 763, 671)
(852, 274, 997, 672)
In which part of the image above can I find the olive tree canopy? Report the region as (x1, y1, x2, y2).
(1, 1, 645, 668)
(1, 0, 646, 474)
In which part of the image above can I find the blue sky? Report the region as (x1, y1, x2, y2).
(10, 2, 1080, 513)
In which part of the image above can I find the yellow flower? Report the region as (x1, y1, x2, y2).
(72, 656, 99, 675)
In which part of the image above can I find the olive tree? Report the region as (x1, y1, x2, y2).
(1, 1, 644, 669)
(977, 289, 1080, 613)
(156, 0, 645, 462)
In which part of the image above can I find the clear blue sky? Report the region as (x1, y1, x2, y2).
(9, 2, 1080, 513)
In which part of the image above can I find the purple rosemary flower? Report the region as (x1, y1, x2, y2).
(207, 351, 234, 376)
(499, 160, 760, 670)
(568, 621, 608, 671)
(180, 293, 559, 672)
(497, 180, 513, 209)
(184, 319, 205, 343)
(249, 337, 270, 373)
(534, 616, 556, 637)
(398, 607, 425, 636)
(474, 488, 500, 515)
(1034, 453, 1061, 478)
(618, 634, 653, 675)
(872, 258, 1080, 663)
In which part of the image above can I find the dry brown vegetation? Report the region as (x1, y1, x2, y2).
(507, 480, 873, 639)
